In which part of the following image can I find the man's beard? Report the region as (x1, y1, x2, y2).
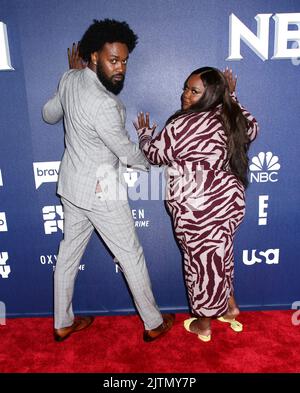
(96, 63, 125, 95)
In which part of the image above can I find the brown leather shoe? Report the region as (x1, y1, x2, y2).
(143, 313, 175, 342)
(54, 316, 94, 342)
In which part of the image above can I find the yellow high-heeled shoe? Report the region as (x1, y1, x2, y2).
(183, 318, 211, 342)
(217, 316, 243, 332)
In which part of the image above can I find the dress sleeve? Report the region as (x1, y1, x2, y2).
(138, 122, 176, 166)
(230, 92, 259, 142)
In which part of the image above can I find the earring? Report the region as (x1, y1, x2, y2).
(92, 60, 97, 65)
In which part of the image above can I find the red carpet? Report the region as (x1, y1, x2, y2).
(0, 310, 299, 373)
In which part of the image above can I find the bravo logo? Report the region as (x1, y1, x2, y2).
(33, 161, 60, 189)
(249, 152, 280, 183)
(0, 22, 14, 70)
(227, 13, 300, 61)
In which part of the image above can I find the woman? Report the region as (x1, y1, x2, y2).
(134, 67, 258, 342)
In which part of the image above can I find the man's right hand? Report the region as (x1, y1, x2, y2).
(67, 42, 87, 69)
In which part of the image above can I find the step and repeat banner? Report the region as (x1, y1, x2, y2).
(0, 0, 299, 319)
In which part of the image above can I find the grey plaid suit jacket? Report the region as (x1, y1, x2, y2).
(43, 67, 149, 210)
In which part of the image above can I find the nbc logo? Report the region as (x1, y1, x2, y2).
(249, 152, 280, 183)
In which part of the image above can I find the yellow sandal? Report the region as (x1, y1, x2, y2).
(183, 318, 211, 342)
(217, 316, 243, 332)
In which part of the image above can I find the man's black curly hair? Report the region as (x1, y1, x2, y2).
(79, 19, 138, 62)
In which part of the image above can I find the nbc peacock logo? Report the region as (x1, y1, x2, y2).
(249, 152, 280, 183)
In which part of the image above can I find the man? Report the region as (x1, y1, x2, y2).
(42, 19, 174, 342)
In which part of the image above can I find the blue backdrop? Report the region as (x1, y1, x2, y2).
(1, 0, 299, 318)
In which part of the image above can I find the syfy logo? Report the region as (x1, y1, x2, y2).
(249, 152, 280, 183)
(0, 22, 14, 71)
(228, 13, 300, 61)
(33, 161, 60, 189)
(42, 205, 64, 234)
(0, 212, 8, 232)
(0, 169, 3, 186)
(0, 251, 11, 279)
(242, 248, 280, 265)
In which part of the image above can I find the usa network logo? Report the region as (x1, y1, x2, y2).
(249, 152, 280, 183)
(33, 161, 60, 189)
(243, 248, 280, 265)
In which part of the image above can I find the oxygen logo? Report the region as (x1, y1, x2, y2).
(132, 208, 150, 228)
(39, 253, 85, 272)
(243, 249, 280, 265)
(249, 152, 280, 183)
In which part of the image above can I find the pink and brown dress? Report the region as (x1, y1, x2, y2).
(138, 94, 258, 317)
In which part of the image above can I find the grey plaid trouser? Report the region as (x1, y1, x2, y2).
(54, 195, 163, 330)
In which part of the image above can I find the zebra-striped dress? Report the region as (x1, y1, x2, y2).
(138, 94, 258, 317)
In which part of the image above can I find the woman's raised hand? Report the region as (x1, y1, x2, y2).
(133, 112, 157, 135)
(223, 67, 237, 94)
